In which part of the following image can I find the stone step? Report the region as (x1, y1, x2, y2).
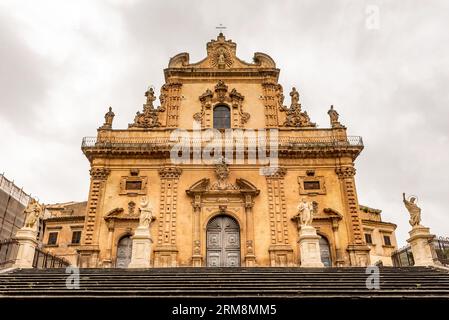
(1, 266, 448, 298)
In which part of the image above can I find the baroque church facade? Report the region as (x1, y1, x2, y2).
(42, 34, 397, 268)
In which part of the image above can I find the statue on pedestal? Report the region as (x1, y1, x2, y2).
(139, 196, 154, 228)
(327, 105, 344, 128)
(297, 197, 315, 227)
(24, 199, 44, 230)
(403, 193, 422, 227)
(101, 106, 115, 129)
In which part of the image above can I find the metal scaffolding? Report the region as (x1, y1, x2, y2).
(0, 173, 32, 240)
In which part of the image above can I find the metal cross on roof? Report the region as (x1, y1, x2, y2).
(216, 24, 226, 31)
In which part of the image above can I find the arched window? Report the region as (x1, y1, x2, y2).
(213, 105, 231, 129)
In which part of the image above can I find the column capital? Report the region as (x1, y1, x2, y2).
(263, 167, 287, 179)
(90, 167, 110, 180)
(335, 166, 356, 179)
(158, 166, 182, 179)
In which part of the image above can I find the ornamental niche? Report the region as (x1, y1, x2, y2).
(193, 80, 250, 128)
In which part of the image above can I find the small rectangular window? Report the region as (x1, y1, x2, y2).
(48, 232, 58, 245)
(365, 233, 373, 244)
(383, 235, 392, 246)
(126, 180, 142, 190)
(304, 181, 320, 190)
(71, 231, 82, 244)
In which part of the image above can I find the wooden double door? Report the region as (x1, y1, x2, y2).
(206, 215, 241, 267)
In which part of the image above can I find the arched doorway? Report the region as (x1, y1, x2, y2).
(116, 236, 132, 268)
(206, 215, 240, 267)
(319, 236, 332, 267)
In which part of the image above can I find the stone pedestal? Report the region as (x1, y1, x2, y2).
(128, 226, 152, 268)
(407, 226, 436, 266)
(298, 226, 324, 267)
(13, 228, 38, 269)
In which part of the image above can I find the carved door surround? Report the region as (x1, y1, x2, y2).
(186, 177, 259, 267)
(102, 207, 139, 268)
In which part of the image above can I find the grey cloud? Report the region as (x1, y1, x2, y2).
(0, 13, 53, 132)
(0, 0, 448, 245)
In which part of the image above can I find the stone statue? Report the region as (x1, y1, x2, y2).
(290, 87, 300, 107)
(102, 106, 115, 129)
(24, 199, 44, 230)
(139, 196, 153, 228)
(403, 193, 422, 227)
(145, 87, 156, 106)
(216, 48, 227, 68)
(128, 87, 162, 129)
(327, 105, 343, 128)
(283, 87, 316, 128)
(297, 197, 315, 227)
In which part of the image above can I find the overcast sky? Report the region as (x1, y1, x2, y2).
(0, 0, 448, 245)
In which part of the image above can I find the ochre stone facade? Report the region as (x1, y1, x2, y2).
(42, 34, 397, 267)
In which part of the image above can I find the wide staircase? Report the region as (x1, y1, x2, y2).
(1, 266, 449, 298)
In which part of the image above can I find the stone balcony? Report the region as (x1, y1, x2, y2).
(81, 129, 363, 161)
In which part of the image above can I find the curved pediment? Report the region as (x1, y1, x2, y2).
(186, 177, 260, 196)
(321, 208, 343, 219)
(104, 207, 138, 221)
(104, 208, 124, 217)
(186, 178, 210, 195)
(236, 178, 260, 195)
(167, 33, 277, 71)
(168, 52, 190, 68)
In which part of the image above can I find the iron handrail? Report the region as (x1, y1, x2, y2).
(82, 135, 363, 149)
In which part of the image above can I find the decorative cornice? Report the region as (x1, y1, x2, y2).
(44, 215, 85, 223)
(360, 205, 382, 214)
(362, 219, 397, 229)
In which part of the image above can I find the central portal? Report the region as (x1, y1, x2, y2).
(206, 215, 241, 267)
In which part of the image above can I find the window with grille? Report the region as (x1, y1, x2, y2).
(213, 105, 231, 129)
(383, 235, 392, 246)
